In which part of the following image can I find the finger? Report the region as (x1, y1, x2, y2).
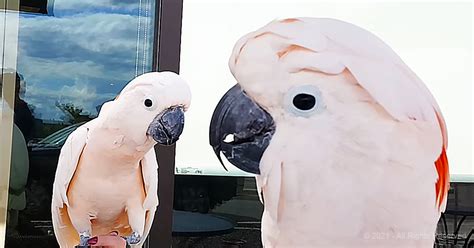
(88, 235, 126, 248)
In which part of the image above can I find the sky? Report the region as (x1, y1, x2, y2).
(177, 1, 473, 176)
(17, 0, 155, 121)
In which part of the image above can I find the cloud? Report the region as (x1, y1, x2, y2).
(53, 0, 142, 14)
(16, 3, 155, 121)
(19, 13, 141, 67)
(25, 79, 116, 120)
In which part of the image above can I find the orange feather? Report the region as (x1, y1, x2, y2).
(435, 111, 449, 210)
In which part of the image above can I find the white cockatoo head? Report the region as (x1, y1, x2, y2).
(101, 71, 191, 146)
(209, 17, 447, 186)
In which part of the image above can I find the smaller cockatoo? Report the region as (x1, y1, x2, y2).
(52, 71, 191, 248)
(210, 18, 449, 247)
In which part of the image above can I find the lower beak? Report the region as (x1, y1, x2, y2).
(209, 84, 275, 175)
(147, 106, 185, 146)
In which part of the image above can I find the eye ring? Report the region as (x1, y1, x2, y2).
(284, 85, 324, 117)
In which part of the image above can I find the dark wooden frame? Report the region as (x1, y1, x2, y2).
(149, 0, 184, 246)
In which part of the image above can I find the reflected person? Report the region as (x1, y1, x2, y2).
(13, 73, 35, 141)
(0, 72, 30, 236)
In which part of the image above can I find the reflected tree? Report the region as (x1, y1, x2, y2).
(55, 102, 93, 124)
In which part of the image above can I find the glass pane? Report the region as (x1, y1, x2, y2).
(1, 71, 17, 248)
(4, 0, 156, 247)
(178, 1, 472, 248)
(1, 1, 20, 246)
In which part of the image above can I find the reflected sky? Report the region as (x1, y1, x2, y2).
(17, 0, 155, 122)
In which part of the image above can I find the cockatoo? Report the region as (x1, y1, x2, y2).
(52, 71, 191, 248)
(210, 18, 449, 247)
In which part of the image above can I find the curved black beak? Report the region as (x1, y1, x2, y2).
(147, 106, 185, 146)
(209, 84, 275, 175)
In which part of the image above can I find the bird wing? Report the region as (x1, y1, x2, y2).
(51, 123, 90, 248)
(137, 147, 159, 247)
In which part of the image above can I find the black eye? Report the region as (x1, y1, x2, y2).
(144, 99, 153, 107)
(293, 93, 316, 111)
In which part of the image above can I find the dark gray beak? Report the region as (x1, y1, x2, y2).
(147, 106, 185, 146)
(209, 84, 275, 175)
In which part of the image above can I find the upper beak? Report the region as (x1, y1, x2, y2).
(209, 84, 275, 175)
(147, 106, 185, 146)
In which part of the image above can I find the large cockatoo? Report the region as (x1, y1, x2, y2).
(52, 71, 191, 248)
(210, 18, 449, 247)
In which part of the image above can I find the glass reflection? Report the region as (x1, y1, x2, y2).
(5, 0, 155, 247)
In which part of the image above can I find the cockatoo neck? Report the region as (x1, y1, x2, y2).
(109, 131, 155, 162)
(87, 119, 155, 165)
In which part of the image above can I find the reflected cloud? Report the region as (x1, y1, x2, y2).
(54, 0, 139, 13)
(17, 0, 154, 121)
(25, 79, 115, 121)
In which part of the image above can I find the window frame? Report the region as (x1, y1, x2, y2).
(149, 0, 183, 246)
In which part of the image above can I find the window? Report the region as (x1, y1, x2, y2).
(2, 0, 156, 246)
